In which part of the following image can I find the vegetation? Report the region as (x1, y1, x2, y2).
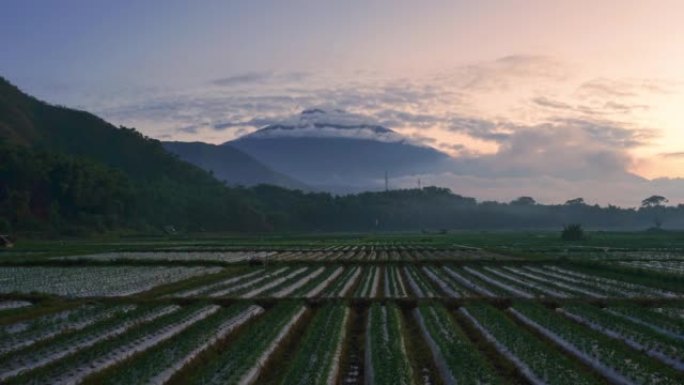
(0, 77, 266, 235)
(641, 195, 669, 229)
(416, 304, 501, 385)
(561, 224, 585, 241)
(278, 304, 347, 385)
(366, 303, 413, 385)
(462, 304, 601, 385)
(511, 302, 683, 384)
(1, 238, 684, 384)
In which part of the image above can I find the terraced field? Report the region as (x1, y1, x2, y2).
(1, 243, 683, 384)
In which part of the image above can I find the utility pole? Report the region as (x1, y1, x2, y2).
(384, 171, 389, 192)
(418, 178, 421, 190)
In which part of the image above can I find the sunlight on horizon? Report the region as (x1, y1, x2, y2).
(3, 0, 684, 202)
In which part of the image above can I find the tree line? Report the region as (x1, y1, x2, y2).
(2, 140, 681, 235)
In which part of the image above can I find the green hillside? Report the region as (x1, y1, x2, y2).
(0, 77, 267, 234)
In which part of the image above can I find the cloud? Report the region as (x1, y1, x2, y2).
(532, 96, 573, 110)
(448, 119, 643, 182)
(444, 116, 507, 142)
(373, 109, 442, 128)
(392, 172, 684, 207)
(577, 78, 676, 100)
(176, 124, 199, 134)
(578, 78, 639, 98)
(67, 54, 680, 205)
(211, 71, 310, 87)
(239, 109, 419, 144)
(407, 132, 439, 146)
(212, 72, 272, 86)
(444, 55, 571, 92)
(602, 101, 649, 112)
(213, 117, 276, 130)
(661, 152, 684, 158)
(550, 118, 654, 148)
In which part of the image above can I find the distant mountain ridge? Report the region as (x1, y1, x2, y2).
(228, 109, 453, 190)
(163, 141, 307, 189)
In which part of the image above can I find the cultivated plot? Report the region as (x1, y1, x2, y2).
(1, 244, 683, 385)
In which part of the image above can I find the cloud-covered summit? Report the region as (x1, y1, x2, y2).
(242, 108, 409, 143)
(228, 108, 452, 190)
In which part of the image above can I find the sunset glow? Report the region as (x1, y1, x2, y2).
(3, 0, 684, 204)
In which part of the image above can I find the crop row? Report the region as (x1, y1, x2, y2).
(365, 303, 413, 385)
(320, 266, 361, 297)
(175, 267, 290, 297)
(0, 300, 31, 311)
(511, 302, 682, 385)
(0, 304, 179, 381)
(95, 304, 263, 385)
(162, 263, 682, 299)
(62, 245, 510, 263)
(2, 299, 684, 384)
(63, 251, 276, 263)
(0, 266, 221, 297)
(278, 304, 348, 385)
(187, 302, 306, 385)
(558, 303, 684, 370)
(8, 304, 219, 385)
(2, 263, 679, 300)
(353, 266, 380, 297)
(617, 260, 684, 276)
(608, 305, 684, 339)
(384, 266, 409, 298)
(403, 266, 439, 298)
(460, 304, 600, 385)
(273, 247, 507, 261)
(172, 265, 375, 299)
(0, 304, 136, 356)
(414, 303, 500, 385)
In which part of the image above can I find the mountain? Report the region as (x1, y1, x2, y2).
(0, 76, 267, 233)
(163, 141, 306, 189)
(228, 109, 453, 190)
(7, 76, 684, 236)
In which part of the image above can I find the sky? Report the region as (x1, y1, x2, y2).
(2, 0, 684, 205)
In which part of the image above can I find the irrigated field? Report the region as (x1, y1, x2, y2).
(1, 240, 683, 385)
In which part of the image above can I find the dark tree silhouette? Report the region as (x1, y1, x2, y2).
(561, 224, 585, 241)
(641, 195, 668, 208)
(641, 195, 668, 229)
(510, 196, 536, 206)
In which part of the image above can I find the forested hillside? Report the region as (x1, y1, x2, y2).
(0, 77, 267, 234)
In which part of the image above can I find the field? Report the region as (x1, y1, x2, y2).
(1, 232, 684, 384)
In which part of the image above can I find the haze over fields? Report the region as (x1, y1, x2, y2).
(3, 1, 684, 206)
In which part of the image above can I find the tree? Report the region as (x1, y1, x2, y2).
(561, 224, 585, 241)
(510, 196, 536, 206)
(565, 197, 585, 206)
(641, 195, 668, 208)
(641, 195, 668, 229)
